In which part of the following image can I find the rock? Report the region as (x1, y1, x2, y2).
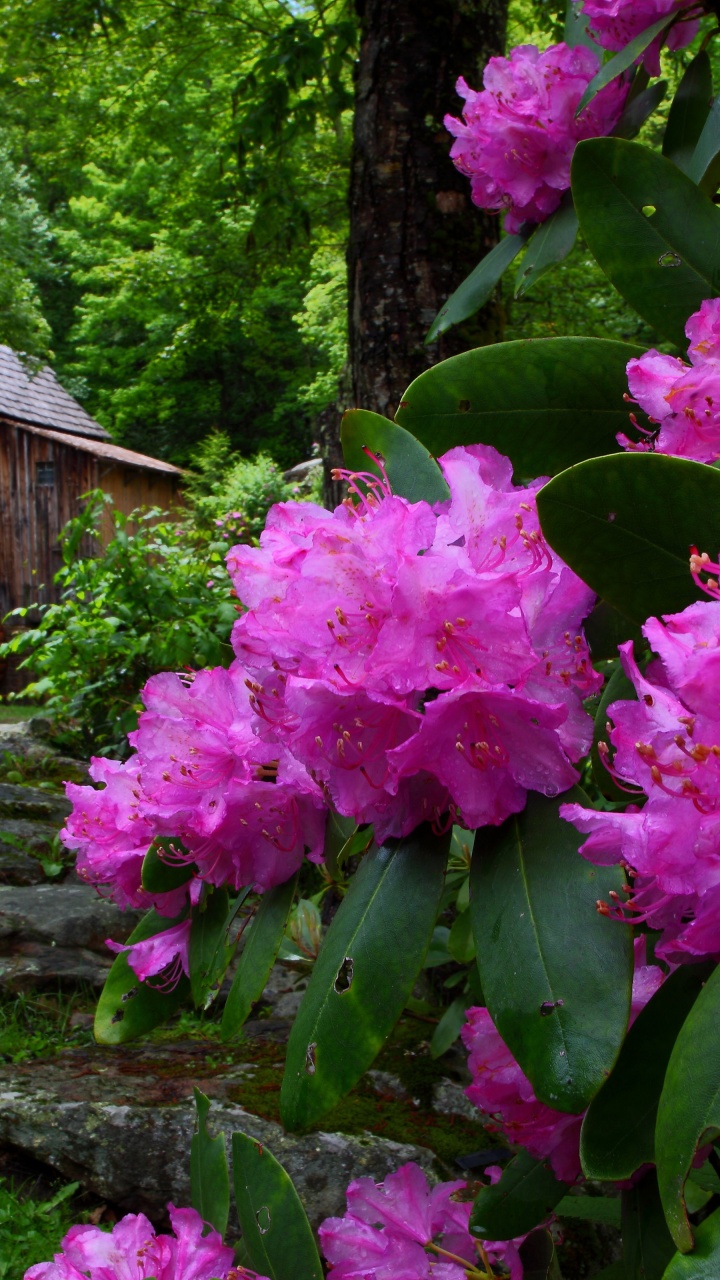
(0, 884, 142, 990)
(432, 1079, 482, 1123)
(0, 782, 70, 825)
(282, 458, 322, 484)
(0, 1041, 440, 1228)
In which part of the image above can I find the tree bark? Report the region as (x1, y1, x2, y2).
(347, 0, 508, 422)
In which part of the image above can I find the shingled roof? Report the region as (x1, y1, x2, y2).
(0, 345, 110, 440)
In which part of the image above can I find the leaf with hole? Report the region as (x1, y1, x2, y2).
(94, 908, 190, 1044)
(190, 1088, 229, 1236)
(572, 138, 720, 346)
(395, 338, 642, 483)
(221, 872, 298, 1040)
(232, 1131, 323, 1280)
(662, 51, 712, 175)
(280, 825, 449, 1130)
(470, 1149, 567, 1241)
(580, 965, 710, 1181)
(340, 408, 449, 505)
(470, 790, 632, 1113)
(426, 234, 528, 342)
(537, 453, 720, 623)
(656, 963, 720, 1250)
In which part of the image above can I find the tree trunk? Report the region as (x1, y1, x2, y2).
(347, 0, 508, 422)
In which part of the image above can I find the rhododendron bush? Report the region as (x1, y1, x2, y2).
(30, 2, 720, 1278)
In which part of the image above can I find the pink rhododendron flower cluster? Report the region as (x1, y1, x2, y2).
(317, 1161, 528, 1280)
(620, 298, 720, 462)
(444, 43, 628, 232)
(562, 599, 720, 962)
(23, 1204, 248, 1280)
(462, 940, 663, 1181)
(578, 0, 701, 77)
(227, 444, 600, 841)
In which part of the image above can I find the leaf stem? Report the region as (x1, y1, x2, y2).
(425, 1240, 494, 1278)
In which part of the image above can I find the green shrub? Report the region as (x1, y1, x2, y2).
(1, 492, 237, 758)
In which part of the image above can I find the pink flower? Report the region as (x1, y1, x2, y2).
(318, 1162, 523, 1280)
(445, 43, 628, 232)
(621, 299, 720, 461)
(578, 1, 700, 77)
(24, 1204, 238, 1280)
(562, 601, 720, 962)
(106, 918, 191, 989)
(61, 757, 185, 918)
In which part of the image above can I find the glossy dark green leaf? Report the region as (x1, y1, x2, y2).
(555, 1195, 620, 1226)
(662, 52, 712, 174)
(563, 0, 598, 50)
(613, 80, 667, 141)
(426, 234, 528, 341)
(94, 908, 190, 1044)
(221, 873, 298, 1040)
(576, 15, 671, 115)
(395, 338, 642, 483)
(231, 1131, 323, 1280)
(514, 198, 578, 297)
(470, 790, 633, 1113)
(537, 453, 720, 623)
(280, 826, 450, 1130)
(584, 600, 642, 664)
(323, 817, 373, 882)
(688, 93, 720, 194)
(448, 908, 475, 965)
(190, 1088, 229, 1236)
(622, 1168, 676, 1279)
(580, 965, 710, 1181)
(340, 408, 449, 505)
(519, 1228, 563, 1280)
(141, 837, 195, 894)
(593, 1266, 624, 1280)
(656, 963, 720, 1250)
(591, 661, 637, 802)
(663, 1207, 720, 1278)
(470, 1149, 567, 1241)
(430, 995, 468, 1059)
(190, 889, 247, 1010)
(572, 138, 720, 346)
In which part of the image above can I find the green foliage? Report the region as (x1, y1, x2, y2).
(1, 492, 237, 757)
(186, 436, 310, 541)
(0, 134, 54, 359)
(232, 1131, 324, 1280)
(0, 1178, 81, 1279)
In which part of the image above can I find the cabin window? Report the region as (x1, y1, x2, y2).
(36, 461, 55, 487)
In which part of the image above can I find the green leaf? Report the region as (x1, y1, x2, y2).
(94, 909, 190, 1044)
(656, 963, 720, 1251)
(141, 837, 195, 893)
(514, 198, 578, 298)
(576, 15, 672, 115)
(280, 825, 450, 1131)
(231, 1131, 323, 1280)
(448, 908, 476, 965)
(470, 1149, 567, 1241)
(663, 1207, 720, 1278)
(221, 873, 299, 1040)
(581, 963, 710, 1183)
(555, 1195, 621, 1226)
(591, 660, 637, 803)
(688, 92, 720, 194)
(426, 234, 528, 342)
(584, 600, 643, 664)
(563, 0, 598, 50)
(613, 81, 667, 142)
(430, 995, 468, 1058)
(340, 408, 449, 504)
(470, 790, 633, 1113)
(190, 1088, 230, 1236)
(395, 338, 643, 483)
(572, 138, 720, 346)
(662, 52, 712, 175)
(519, 1228, 563, 1280)
(190, 888, 248, 1010)
(593, 1267, 625, 1280)
(622, 1169, 677, 1279)
(536, 453, 720, 624)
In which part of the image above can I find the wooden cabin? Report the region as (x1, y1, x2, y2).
(0, 345, 183, 621)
